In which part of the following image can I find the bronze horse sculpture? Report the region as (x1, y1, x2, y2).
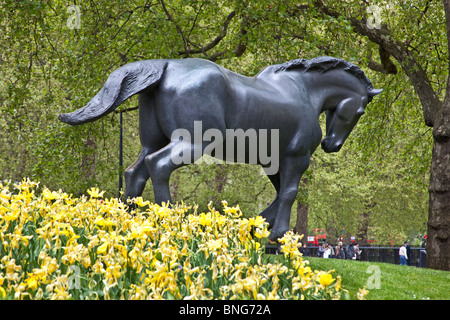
(59, 56, 382, 240)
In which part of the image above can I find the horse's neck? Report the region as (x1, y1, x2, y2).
(288, 72, 329, 115)
(257, 68, 346, 115)
(299, 71, 351, 114)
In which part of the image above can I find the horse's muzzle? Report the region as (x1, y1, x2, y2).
(321, 138, 343, 153)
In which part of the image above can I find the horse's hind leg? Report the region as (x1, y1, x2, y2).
(144, 140, 201, 205)
(124, 93, 169, 201)
(124, 148, 151, 200)
(260, 172, 280, 228)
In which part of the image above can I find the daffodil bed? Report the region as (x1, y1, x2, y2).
(0, 179, 364, 300)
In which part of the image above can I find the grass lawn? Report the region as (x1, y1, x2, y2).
(304, 257, 450, 300)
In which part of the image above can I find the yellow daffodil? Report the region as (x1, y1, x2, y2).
(94, 216, 117, 230)
(25, 273, 39, 290)
(42, 188, 59, 201)
(97, 241, 109, 255)
(0, 188, 11, 203)
(133, 197, 150, 207)
(199, 212, 212, 227)
(254, 227, 270, 239)
(5, 259, 22, 275)
(249, 216, 266, 228)
(319, 272, 334, 287)
(222, 201, 242, 218)
(87, 187, 105, 198)
(0, 286, 6, 298)
(357, 287, 369, 300)
(0, 180, 349, 300)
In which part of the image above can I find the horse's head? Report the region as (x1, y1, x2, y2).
(321, 88, 382, 153)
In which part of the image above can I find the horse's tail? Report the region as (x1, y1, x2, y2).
(58, 60, 168, 125)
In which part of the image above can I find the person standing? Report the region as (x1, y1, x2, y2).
(317, 243, 325, 258)
(405, 241, 411, 265)
(323, 243, 332, 258)
(335, 243, 345, 259)
(399, 242, 408, 265)
(300, 243, 309, 257)
(330, 243, 335, 258)
(345, 243, 354, 260)
(353, 243, 361, 260)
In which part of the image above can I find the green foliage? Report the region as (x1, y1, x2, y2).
(170, 160, 275, 217)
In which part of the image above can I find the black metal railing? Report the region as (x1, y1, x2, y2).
(358, 247, 426, 267)
(266, 246, 427, 267)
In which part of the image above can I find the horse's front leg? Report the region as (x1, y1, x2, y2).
(269, 155, 310, 241)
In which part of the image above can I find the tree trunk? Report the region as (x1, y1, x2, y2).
(427, 101, 450, 270)
(205, 163, 228, 206)
(425, 1, 450, 271)
(294, 176, 309, 241)
(294, 200, 308, 241)
(356, 211, 370, 245)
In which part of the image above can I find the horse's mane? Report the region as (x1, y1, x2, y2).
(274, 56, 374, 94)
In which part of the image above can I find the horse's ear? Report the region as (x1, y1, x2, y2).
(368, 88, 383, 97)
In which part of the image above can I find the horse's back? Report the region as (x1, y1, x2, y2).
(159, 59, 289, 129)
(147, 58, 316, 151)
(151, 59, 231, 134)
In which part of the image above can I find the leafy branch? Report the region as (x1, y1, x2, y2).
(313, 0, 441, 127)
